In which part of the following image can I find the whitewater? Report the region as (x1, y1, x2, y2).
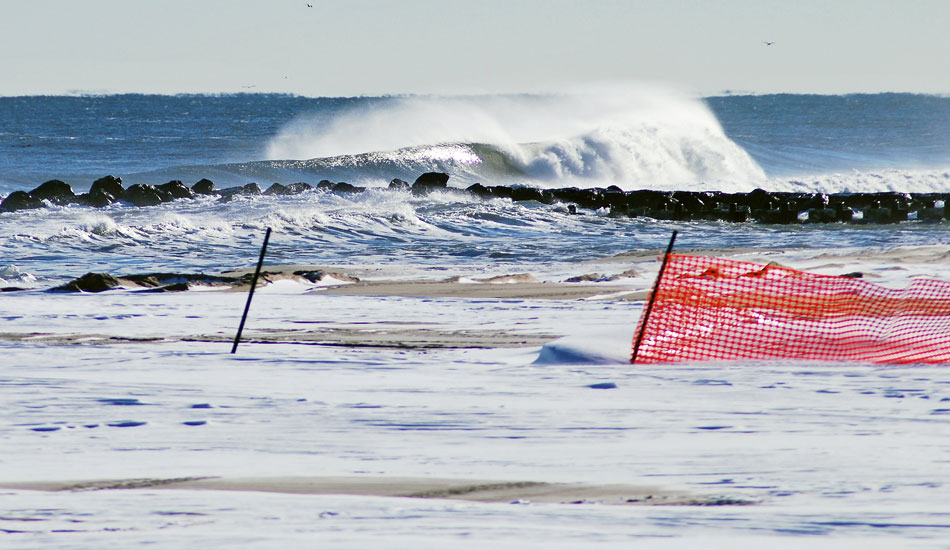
(4, 89, 950, 548)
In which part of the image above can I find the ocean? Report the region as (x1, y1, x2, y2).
(4, 90, 950, 548)
(2, 90, 950, 285)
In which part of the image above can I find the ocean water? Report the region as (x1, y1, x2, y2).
(1, 90, 950, 285)
(4, 90, 950, 548)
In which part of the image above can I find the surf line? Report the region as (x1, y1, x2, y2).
(232, 227, 272, 354)
(630, 230, 678, 365)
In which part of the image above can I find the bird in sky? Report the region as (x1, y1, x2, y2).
(307, 3, 312, 7)
(764, 41, 774, 46)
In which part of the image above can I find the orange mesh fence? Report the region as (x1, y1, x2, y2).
(631, 254, 950, 365)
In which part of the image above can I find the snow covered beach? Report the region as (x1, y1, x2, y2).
(4, 244, 950, 547)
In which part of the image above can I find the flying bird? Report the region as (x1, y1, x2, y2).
(307, 3, 312, 7)
(764, 41, 774, 46)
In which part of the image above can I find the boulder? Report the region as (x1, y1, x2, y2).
(217, 182, 262, 201)
(511, 186, 545, 202)
(158, 180, 194, 199)
(389, 178, 410, 191)
(411, 172, 449, 195)
(30, 179, 75, 205)
(293, 270, 361, 283)
(139, 282, 190, 292)
(52, 272, 122, 292)
(331, 182, 362, 193)
(487, 185, 513, 199)
(90, 175, 124, 197)
(192, 178, 215, 195)
(465, 183, 491, 197)
(264, 182, 311, 195)
(121, 184, 168, 207)
(74, 188, 116, 208)
(288, 182, 314, 194)
(264, 182, 292, 195)
(744, 188, 773, 212)
(1, 190, 44, 212)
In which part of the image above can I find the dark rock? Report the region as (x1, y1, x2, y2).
(52, 272, 122, 292)
(511, 186, 545, 202)
(192, 178, 215, 195)
(623, 189, 671, 211)
(753, 202, 796, 224)
(316, 180, 335, 190)
(671, 191, 707, 214)
(293, 270, 360, 283)
(265, 182, 312, 195)
(863, 201, 896, 224)
(74, 189, 116, 208)
(487, 185, 513, 199)
(565, 273, 605, 283)
(832, 202, 854, 222)
(389, 178, 410, 191)
(605, 268, 640, 281)
(745, 188, 773, 211)
(288, 182, 314, 193)
(465, 183, 491, 197)
(158, 180, 194, 199)
(651, 199, 691, 221)
(804, 207, 837, 223)
(30, 179, 75, 205)
(217, 183, 262, 201)
(411, 172, 449, 195)
(264, 182, 291, 195)
(549, 187, 607, 209)
(712, 203, 750, 223)
(90, 175, 124, 197)
(917, 205, 944, 222)
(1, 190, 44, 212)
(121, 184, 169, 206)
(0, 287, 29, 292)
(332, 181, 363, 193)
(139, 282, 190, 292)
(122, 272, 238, 287)
(123, 274, 162, 287)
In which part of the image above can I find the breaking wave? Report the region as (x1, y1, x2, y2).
(258, 86, 767, 191)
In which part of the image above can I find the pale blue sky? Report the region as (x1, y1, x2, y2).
(1, 0, 947, 96)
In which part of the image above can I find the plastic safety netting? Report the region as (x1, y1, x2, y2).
(631, 254, 950, 364)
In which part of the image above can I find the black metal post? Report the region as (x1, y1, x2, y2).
(631, 230, 678, 364)
(232, 227, 272, 354)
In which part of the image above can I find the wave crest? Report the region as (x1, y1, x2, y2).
(264, 86, 766, 191)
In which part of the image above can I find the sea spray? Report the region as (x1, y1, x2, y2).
(264, 86, 767, 191)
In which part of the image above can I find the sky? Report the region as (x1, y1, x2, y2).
(1, 0, 948, 97)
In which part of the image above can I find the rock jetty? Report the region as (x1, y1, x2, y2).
(3, 172, 949, 224)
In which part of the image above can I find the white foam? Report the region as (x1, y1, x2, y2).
(764, 167, 950, 194)
(0, 264, 37, 286)
(265, 86, 766, 191)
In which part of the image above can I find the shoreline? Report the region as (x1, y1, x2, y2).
(0, 476, 752, 506)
